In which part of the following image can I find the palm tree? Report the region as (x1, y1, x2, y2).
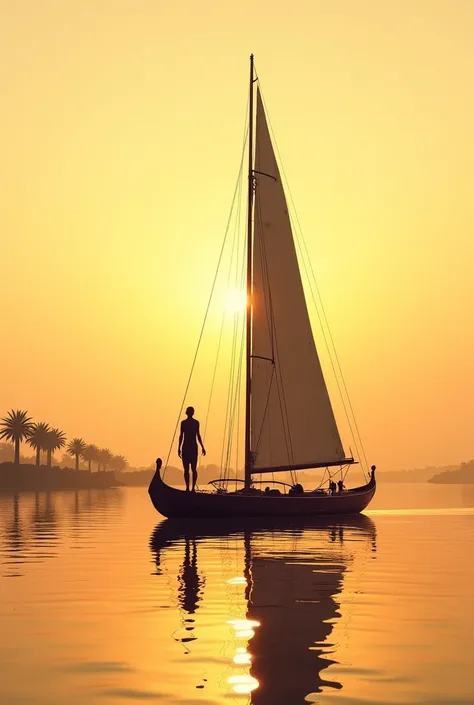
(67, 438, 86, 471)
(99, 448, 113, 472)
(44, 428, 67, 468)
(0, 409, 34, 464)
(110, 454, 129, 473)
(26, 422, 51, 467)
(82, 444, 99, 473)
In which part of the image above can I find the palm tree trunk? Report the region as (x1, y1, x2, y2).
(14, 439, 20, 465)
(75, 453, 79, 471)
(36, 447, 40, 466)
(97, 462, 101, 472)
(47, 449, 52, 468)
(88, 460, 91, 473)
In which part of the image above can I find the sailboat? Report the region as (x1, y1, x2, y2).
(149, 56, 376, 519)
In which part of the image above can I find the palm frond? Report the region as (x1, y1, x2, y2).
(0, 409, 34, 442)
(26, 422, 51, 450)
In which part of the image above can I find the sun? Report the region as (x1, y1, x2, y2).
(226, 288, 247, 314)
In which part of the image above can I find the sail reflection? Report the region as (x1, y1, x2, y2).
(150, 515, 376, 704)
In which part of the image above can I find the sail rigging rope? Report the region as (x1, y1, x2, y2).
(162, 114, 249, 478)
(256, 80, 370, 482)
(215, 170, 247, 484)
(203, 151, 246, 454)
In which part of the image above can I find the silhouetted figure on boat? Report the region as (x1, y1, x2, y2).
(328, 480, 337, 495)
(178, 406, 206, 492)
(337, 479, 345, 493)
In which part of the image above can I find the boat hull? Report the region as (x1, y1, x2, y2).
(148, 468, 376, 519)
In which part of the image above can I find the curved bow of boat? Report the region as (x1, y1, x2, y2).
(148, 460, 376, 519)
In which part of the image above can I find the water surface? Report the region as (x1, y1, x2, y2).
(1, 483, 473, 704)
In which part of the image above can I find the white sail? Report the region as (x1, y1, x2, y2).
(250, 89, 347, 472)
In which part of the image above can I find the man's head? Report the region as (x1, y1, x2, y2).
(185, 406, 194, 417)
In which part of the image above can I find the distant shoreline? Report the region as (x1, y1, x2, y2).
(0, 463, 120, 491)
(2, 461, 473, 491)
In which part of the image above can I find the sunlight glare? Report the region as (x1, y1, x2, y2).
(226, 288, 247, 314)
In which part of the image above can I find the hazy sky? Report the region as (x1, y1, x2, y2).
(1, 0, 473, 472)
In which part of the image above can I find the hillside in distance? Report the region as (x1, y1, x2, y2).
(429, 460, 474, 484)
(375, 466, 458, 483)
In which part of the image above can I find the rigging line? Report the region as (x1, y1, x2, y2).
(224, 312, 246, 481)
(291, 220, 364, 473)
(219, 143, 248, 480)
(269, 167, 367, 476)
(227, 157, 247, 483)
(221, 309, 240, 477)
(163, 120, 249, 477)
(225, 262, 247, 482)
(257, 84, 368, 480)
(206, 161, 244, 448)
(296, 227, 369, 475)
(202, 302, 226, 443)
(219, 250, 243, 475)
(233, 239, 247, 484)
(253, 363, 275, 459)
(293, 226, 368, 479)
(220, 206, 246, 480)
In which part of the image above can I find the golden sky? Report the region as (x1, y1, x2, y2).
(1, 0, 473, 471)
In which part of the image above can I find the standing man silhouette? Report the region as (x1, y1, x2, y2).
(178, 406, 206, 492)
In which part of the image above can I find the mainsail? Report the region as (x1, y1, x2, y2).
(250, 89, 348, 473)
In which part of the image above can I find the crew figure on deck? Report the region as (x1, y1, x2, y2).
(178, 406, 206, 492)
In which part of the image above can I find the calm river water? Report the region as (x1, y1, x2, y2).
(1, 483, 473, 705)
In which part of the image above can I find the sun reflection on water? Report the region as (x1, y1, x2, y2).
(226, 618, 261, 693)
(233, 647, 252, 665)
(228, 674, 259, 694)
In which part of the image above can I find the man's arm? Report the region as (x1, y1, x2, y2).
(197, 422, 206, 456)
(178, 422, 184, 458)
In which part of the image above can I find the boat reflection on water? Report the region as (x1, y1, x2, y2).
(150, 515, 376, 703)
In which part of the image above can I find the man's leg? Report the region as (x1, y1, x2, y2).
(191, 458, 198, 492)
(183, 459, 190, 491)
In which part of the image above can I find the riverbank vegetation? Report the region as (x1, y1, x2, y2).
(0, 408, 128, 473)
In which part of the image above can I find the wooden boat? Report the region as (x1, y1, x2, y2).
(149, 55, 377, 519)
(149, 460, 375, 519)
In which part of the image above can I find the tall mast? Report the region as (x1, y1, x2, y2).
(244, 54, 255, 491)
